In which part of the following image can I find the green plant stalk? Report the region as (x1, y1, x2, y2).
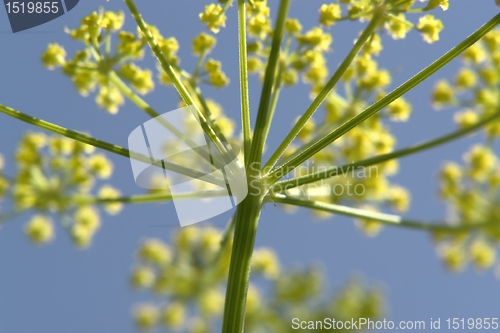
(263, 7, 385, 171)
(74, 189, 228, 205)
(0, 104, 225, 187)
(237, 0, 252, 164)
(247, 0, 291, 169)
(267, 12, 500, 184)
(270, 109, 500, 192)
(221, 1, 290, 331)
(222, 192, 263, 333)
(124, 0, 231, 163)
(262, 63, 285, 148)
(271, 194, 494, 233)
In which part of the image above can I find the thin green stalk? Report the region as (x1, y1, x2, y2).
(247, 0, 291, 170)
(218, 0, 235, 20)
(0, 103, 225, 187)
(124, 0, 231, 163)
(237, 0, 252, 164)
(74, 189, 228, 205)
(267, 12, 500, 184)
(270, 109, 500, 192)
(263, 7, 386, 171)
(271, 194, 495, 233)
(262, 63, 285, 149)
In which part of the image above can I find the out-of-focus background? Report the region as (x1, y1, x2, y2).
(0, 1, 499, 332)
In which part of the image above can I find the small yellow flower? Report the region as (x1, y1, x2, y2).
(192, 32, 216, 55)
(417, 15, 443, 43)
(163, 301, 186, 329)
(209, 70, 230, 88)
(387, 185, 411, 213)
(470, 240, 496, 270)
(138, 239, 172, 265)
(25, 215, 54, 245)
(385, 14, 412, 40)
(98, 185, 123, 214)
(130, 266, 156, 289)
(198, 288, 225, 315)
(454, 110, 478, 129)
(99, 11, 125, 31)
(96, 86, 125, 114)
(431, 80, 454, 107)
(74, 206, 101, 232)
(454, 68, 477, 89)
(386, 97, 412, 122)
(319, 4, 341, 27)
(41, 44, 66, 70)
(297, 27, 332, 52)
(199, 4, 227, 33)
(88, 153, 113, 179)
(70, 223, 93, 248)
(247, 57, 263, 73)
(465, 145, 496, 180)
(252, 247, 280, 279)
(462, 44, 487, 64)
(442, 243, 466, 272)
(285, 18, 302, 34)
(134, 304, 160, 331)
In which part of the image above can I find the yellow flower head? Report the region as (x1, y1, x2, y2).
(252, 247, 280, 279)
(319, 4, 341, 27)
(199, 4, 227, 33)
(138, 239, 172, 265)
(192, 32, 216, 55)
(41, 44, 66, 70)
(417, 15, 443, 43)
(88, 153, 113, 179)
(25, 215, 54, 245)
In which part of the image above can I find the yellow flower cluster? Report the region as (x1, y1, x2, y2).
(431, 29, 500, 138)
(130, 225, 384, 332)
(199, 4, 227, 34)
(11, 132, 121, 247)
(41, 10, 165, 114)
(436, 145, 500, 274)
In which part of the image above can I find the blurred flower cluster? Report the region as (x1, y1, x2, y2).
(429, 29, 500, 277)
(5, 132, 121, 247)
(130, 226, 384, 332)
(435, 144, 500, 277)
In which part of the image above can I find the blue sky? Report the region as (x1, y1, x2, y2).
(0, 1, 499, 332)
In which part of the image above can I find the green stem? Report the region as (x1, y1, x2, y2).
(237, 0, 252, 164)
(218, 0, 235, 20)
(222, 193, 263, 333)
(74, 189, 228, 205)
(0, 103, 225, 187)
(262, 62, 285, 149)
(270, 109, 500, 192)
(247, 0, 291, 170)
(262, 6, 386, 171)
(267, 12, 500, 184)
(271, 194, 494, 233)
